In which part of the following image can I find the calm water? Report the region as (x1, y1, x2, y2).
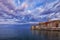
(0, 24, 60, 40)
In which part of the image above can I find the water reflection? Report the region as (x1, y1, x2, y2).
(0, 24, 60, 40)
(0, 24, 22, 40)
(32, 30, 60, 40)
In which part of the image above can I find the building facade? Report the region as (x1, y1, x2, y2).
(32, 20, 60, 30)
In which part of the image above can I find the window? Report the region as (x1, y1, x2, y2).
(56, 23, 58, 27)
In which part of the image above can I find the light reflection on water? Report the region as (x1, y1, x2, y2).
(0, 24, 60, 40)
(32, 30, 60, 40)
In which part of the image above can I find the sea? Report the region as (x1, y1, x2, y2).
(0, 24, 60, 40)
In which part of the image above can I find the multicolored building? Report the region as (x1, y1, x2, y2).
(31, 19, 60, 30)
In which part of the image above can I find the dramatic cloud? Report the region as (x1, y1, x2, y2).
(0, 0, 60, 24)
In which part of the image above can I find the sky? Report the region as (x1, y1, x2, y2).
(0, 0, 60, 24)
